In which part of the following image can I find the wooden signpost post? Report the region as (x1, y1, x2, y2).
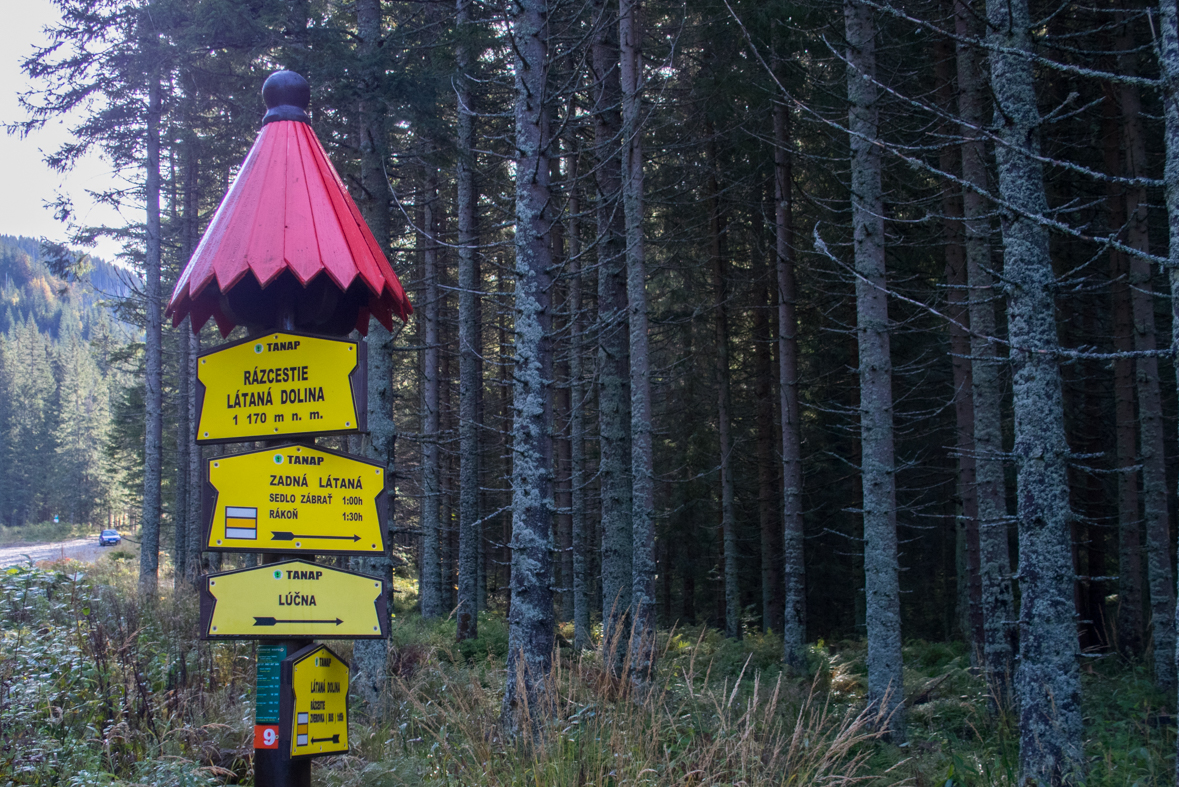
(165, 70, 411, 787)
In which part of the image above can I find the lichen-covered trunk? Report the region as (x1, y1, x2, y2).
(567, 156, 592, 651)
(621, 0, 655, 680)
(1119, 63, 1173, 686)
(353, 0, 394, 708)
(986, 0, 1083, 779)
(1104, 67, 1144, 659)
(456, 0, 481, 643)
(1155, 4, 1179, 779)
(955, 0, 1015, 704)
(707, 136, 739, 641)
(139, 73, 162, 598)
(420, 170, 444, 619)
(774, 95, 806, 671)
(592, 0, 633, 656)
(845, 0, 903, 740)
(501, 0, 555, 729)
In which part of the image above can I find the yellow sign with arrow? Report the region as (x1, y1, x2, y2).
(200, 559, 388, 640)
(195, 331, 365, 443)
(282, 644, 350, 759)
(203, 443, 386, 555)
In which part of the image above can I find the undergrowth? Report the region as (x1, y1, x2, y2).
(0, 560, 1173, 786)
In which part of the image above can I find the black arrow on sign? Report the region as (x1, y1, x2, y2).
(312, 735, 341, 744)
(253, 617, 343, 626)
(271, 531, 361, 542)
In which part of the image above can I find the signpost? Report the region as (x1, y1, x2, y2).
(200, 559, 389, 639)
(204, 444, 387, 554)
(195, 331, 366, 444)
(281, 644, 350, 759)
(166, 70, 411, 787)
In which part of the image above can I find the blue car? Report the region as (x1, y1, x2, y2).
(99, 529, 121, 546)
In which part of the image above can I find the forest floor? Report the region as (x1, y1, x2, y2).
(0, 557, 1173, 786)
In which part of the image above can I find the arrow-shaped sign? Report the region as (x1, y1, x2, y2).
(203, 443, 387, 555)
(255, 616, 343, 627)
(312, 735, 341, 744)
(200, 559, 388, 640)
(271, 531, 361, 542)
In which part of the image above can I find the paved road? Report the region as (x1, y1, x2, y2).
(0, 537, 111, 568)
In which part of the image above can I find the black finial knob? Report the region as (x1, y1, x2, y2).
(261, 71, 311, 125)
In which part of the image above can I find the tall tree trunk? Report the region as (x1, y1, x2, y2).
(456, 0, 481, 643)
(845, 0, 903, 740)
(621, 0, 655, 679)
(568, 152, 592, 651)
(1157, 3, 1179, 780)
(987, 0, 1083, 778)
(501, 0, 555, 727)
(753, 198, 781, 634)
(774, 87, 806, 672)
(1103, 80, 1144, 659)
(1119, 54, 1173, 686)
(935, 29, 983, 663)
(707, 131, 739, 641)
(174, 323, 190, 587)
(1155, 7, 1179, 780)
(956, 0, 1015, 704)
(421, 169, 444, 619)
(592, 0, 633, 659)
(139, 71, 162, 598)
(186, 328, 202, 584)
(353, 0, 393, 712)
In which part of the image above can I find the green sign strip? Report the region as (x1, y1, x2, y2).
(255, 643, 287, 724)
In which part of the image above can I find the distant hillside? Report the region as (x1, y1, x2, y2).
(0, 235, 135, 339)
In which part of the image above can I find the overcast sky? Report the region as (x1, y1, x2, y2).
(2, 0, 126, 263)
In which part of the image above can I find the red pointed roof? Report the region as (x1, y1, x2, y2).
(166, 75, 412, 336)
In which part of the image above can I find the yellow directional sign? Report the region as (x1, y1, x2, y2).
(200, 559, 388, 640)
(195, 331, 365, 443)
(282, 644, 349, 759)
(204, 443, 386, 555)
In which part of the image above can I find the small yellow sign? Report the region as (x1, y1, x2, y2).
(200, 559, 388, 640)
(195, 332, 364, 443)
(204, 444, 386, 555)
(285, 644, 349, 759)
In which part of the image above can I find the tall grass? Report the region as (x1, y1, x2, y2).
(1, 561, 1174, 786)
(324, 621, 894, 787)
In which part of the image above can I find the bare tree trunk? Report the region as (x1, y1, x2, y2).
(845, 0, 903, 740)
(707, 131, 740, 641)
(456, 0, 481, 644)
(186, 328, 203, 584)
(139, 71, 162, 598)
(621, 0, 655, 680)
(592, 0, 633, 659)
(774, 89, 806, 672)
(1155, 7, 1179, 780)
(421, 169, 444, 619)
(353, 0, 393, 711)
(935, 29, 982, 663)
(501, 0, 555, 727)
(568, 153, 592, 651)
(1119, 55, 1173, 686)
(987, 0, 1083, 778)
(174, 318, 190, 588)
(753, 200, 781, 634)
(1102, 74, 1144, 659)
(955, 0, 1015, 704)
